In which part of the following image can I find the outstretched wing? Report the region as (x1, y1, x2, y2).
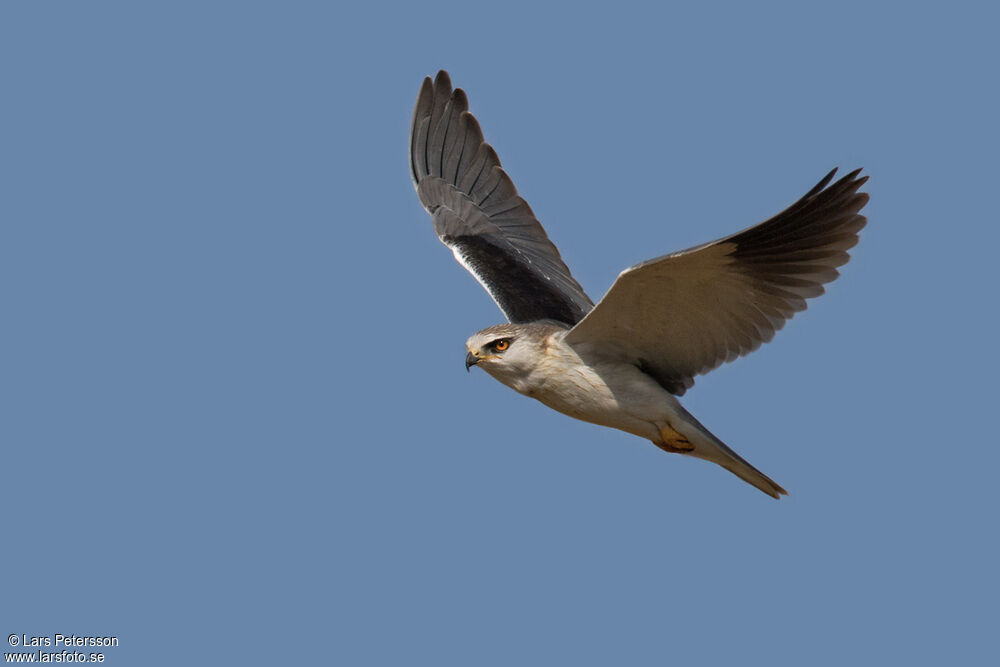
(410, 71, 593, 325)
(564, 168, 869, 395)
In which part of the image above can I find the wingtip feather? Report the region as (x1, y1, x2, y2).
(434, 70, 452, 92)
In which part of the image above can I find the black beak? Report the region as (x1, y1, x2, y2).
(465, 351, 480, 372)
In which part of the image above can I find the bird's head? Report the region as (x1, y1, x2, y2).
(464, 323, 543, 386)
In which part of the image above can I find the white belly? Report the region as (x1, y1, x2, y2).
(516, 342, 681, 442)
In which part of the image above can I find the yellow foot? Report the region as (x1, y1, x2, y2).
(656, 423, 695, 453)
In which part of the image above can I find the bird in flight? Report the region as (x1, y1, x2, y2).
(409, 71, 868, 498)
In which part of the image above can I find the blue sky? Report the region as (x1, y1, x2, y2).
(2, 1, 997, 665)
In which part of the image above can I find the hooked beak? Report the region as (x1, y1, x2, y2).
(465, 350, 480, 372)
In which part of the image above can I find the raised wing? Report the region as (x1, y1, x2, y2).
(410, 71, 593, 325)
(564, 168, 869, 395)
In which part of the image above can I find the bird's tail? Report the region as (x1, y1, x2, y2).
(658, 404, 788, 499)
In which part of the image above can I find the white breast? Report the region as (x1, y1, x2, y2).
(518, 334, 680, 438)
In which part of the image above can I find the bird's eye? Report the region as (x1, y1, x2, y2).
(493, 339, 509, 352)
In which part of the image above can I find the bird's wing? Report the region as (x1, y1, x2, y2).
(410, 71, 593, 325)
(564, 168, 868, 395)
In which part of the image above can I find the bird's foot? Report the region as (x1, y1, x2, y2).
(656, 423, 695, 453)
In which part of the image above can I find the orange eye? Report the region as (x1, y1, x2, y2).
(494, 340, 509, 352)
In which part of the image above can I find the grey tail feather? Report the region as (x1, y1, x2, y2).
(666, 405, 788, 499)
(706, 446, 788, 499)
